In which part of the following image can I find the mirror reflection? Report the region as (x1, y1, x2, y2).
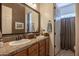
(25, 6, 39, 32)
(1, 3, 40, 34)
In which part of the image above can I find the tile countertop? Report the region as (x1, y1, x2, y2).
(0, 36, 49, 56)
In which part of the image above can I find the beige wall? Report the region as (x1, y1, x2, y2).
(75, 4, 79, 56)
(39, 3, 54, 55)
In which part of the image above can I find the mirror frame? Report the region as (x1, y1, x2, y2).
(0, 3, 40, 35)
(22, 3, 40, 33)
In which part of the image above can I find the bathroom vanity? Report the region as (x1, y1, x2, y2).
(0, 3, 49, 56)
(0, 36, 49, 56)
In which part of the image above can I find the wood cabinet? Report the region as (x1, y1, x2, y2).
(15, 49, 28, 56)
(38, 40, 46, 56)
(45, 38, 49, 56)
(28, 43, 38, 56)
(14, 38, 49, 56)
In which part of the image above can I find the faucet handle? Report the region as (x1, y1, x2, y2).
(19, 35, 23, 39)
(18, 35, 21, 40)
(19, 36, 22, 39)
(16, 36, 18, 40)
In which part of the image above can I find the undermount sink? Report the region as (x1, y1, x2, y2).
(9, 39, 31, 46)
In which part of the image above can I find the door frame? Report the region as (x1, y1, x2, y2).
(53, 3, 75, 56)
(53, 3, 61, 56)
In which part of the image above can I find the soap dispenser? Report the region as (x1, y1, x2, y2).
(0, 31, 3, 48)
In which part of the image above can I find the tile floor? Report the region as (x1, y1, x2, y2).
(56, 50, 74, 56)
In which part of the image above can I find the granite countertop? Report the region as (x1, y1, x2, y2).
(0, 36, 48, 56)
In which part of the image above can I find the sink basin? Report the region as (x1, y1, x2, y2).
(9, 39, 31, 46)
(36, 35, 45, 39)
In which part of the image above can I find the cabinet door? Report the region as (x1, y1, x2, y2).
(15, 49, 27, 56)
(39, 40, 46, 56)
(28, 43, 38, 56)
(45, 38, 49, 56)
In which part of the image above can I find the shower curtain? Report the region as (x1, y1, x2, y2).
(60, 17, 75, 51)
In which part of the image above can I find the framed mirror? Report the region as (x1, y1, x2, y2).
(0, 3, 40, 35)
(24, 4, 40, 33)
